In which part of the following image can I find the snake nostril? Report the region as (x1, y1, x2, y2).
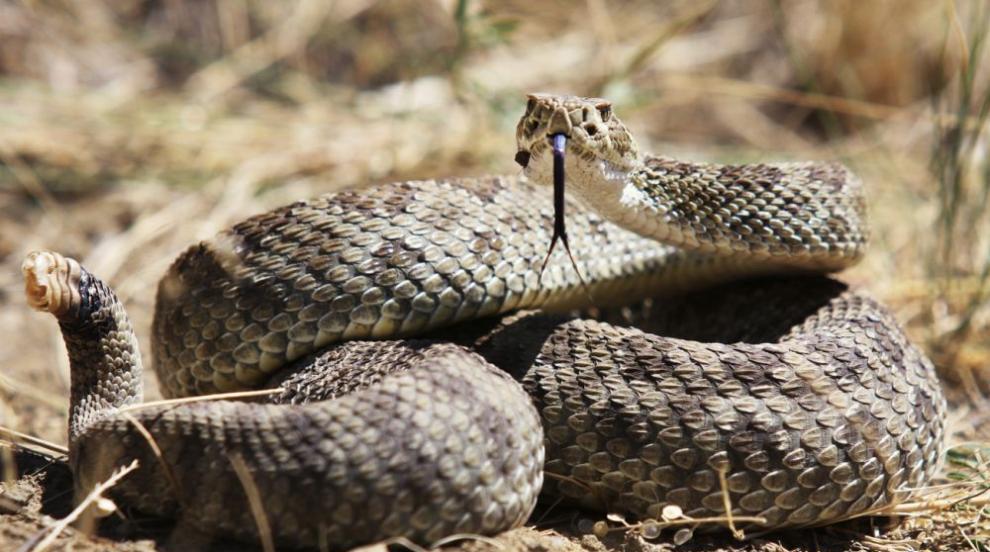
(514, 150, 531, 168)
(584, 123, 598, 136)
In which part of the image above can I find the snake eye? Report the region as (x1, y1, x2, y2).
(514, 150, 531, 168)
(526, 98, 536, 113)
(596, 102, 612, 122)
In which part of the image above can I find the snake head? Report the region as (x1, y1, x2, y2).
(515, 94, 641, 195)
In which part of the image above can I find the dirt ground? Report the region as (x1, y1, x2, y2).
(2, 1, 990, 550)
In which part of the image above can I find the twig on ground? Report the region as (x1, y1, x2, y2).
(432, 533, 505, 549)
(121, 413, 183, 501)
(118, 388, 281, 413)
(21, 459, 138, 552)
(1, 444, 16, 486)
(229, 452, 275, 552)
(717, 465, 744, 540)
(0, 427, 68, 456)
(350, 537, 424, 552)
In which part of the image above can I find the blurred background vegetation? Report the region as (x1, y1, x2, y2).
(0, 0, 989, 547)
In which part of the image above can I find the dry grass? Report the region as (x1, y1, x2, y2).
(1, 0, 989, 550)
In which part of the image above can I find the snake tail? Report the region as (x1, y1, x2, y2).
(22, 251, 144, 446)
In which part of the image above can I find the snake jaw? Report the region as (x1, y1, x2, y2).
(22, 250, 82, 318)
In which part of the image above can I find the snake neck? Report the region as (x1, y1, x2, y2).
(516, 95, 868, 272)
(565, 155, 869, 272)
(23, 252, 143, 451)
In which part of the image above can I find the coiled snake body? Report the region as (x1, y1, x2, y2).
(23, 95, 945, 549)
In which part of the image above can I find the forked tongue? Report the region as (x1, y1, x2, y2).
(539, 133, 590, 296)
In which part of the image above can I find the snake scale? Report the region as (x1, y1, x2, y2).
(22, 94, 945, 549)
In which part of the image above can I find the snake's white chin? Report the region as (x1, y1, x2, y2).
(520, 150, 639, 232)
(564, 155, 633, 208)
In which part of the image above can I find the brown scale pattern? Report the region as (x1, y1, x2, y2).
(474, 277, 944, 530)
(75, 333, 544, 549)
(625, 157, 868, 268)
(27, 250, 545, 550)
(152, 177, 765, 398)
(44, 253, 945, 548)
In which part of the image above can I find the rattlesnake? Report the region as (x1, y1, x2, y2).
(22, 94, 945, 549)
